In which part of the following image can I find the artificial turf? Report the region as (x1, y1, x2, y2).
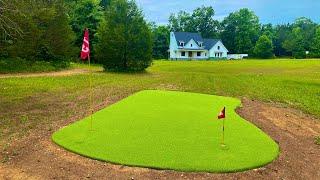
(52, 90, 279, 172)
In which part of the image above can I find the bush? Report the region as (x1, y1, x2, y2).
(0, 58, 70, 73)
(51, 59, 71, 70)
(292, 50, 306, 59)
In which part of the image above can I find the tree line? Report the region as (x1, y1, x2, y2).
(155, 7, 320, 59)
(0, 0, 75, 68)
(1, 0, 319, 72)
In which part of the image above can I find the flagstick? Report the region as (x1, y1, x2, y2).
(222, 118, 225, 145)
(88, 55, 93, 130)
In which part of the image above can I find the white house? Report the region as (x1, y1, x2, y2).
(169, 32, 229, 60)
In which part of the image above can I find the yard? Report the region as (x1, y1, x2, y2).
(0, 59, 320, 178)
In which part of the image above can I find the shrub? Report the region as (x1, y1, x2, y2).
(0, 58, 70, 73)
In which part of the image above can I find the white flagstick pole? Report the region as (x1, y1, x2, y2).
(222, 117, 225, 145)
(89, 54, 93, 130)
(86, 28, 93, 131)
(220, 107, 226, 147)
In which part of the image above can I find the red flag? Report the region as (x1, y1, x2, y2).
(80, 29, 90, 60)
(218, 107, 225, 119)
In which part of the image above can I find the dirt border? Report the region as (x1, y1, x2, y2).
(1, 98, 319, 179)
(0, 69, 90, 79)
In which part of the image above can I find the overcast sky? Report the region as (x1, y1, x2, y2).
(135, 0, 320, 25)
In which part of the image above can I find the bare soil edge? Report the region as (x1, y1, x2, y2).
(1, 98, 319, 179)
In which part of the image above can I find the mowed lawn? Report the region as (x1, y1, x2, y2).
(0, 59, 319, 145)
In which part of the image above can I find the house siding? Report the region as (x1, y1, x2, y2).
(209, 41, 228, 59)
(170, 32, 228, 60)
(169, 32, 178, 59)
(175, 50, 208, 60)
(184, 39, 201, 49)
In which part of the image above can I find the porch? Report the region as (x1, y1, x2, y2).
(176, 49, 208, 59)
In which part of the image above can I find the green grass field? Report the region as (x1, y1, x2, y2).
(0, 59, 319, 152)
(52, 90, 279, 172)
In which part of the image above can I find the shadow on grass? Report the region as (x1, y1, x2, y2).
(97, 69, 153, 76)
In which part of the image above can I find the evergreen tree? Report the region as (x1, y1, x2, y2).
(253, 35, 274, 58)
(151, 25, 170, 59)
(95, 0, 152, 72)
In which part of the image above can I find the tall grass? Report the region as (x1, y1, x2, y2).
(0, 58, 70, 74)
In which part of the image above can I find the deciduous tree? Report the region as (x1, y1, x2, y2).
(293, 17, 317, 51)
(221, 8, 260, 54)
(283, 27, 306, 58)
(273, 24, 292, 57)
(151, 25, 170, 59)
(168, 6, 220, 38)
(253, 35, 274, 58)
(310, 26, 320, 57)
(6, 0, 75, 61)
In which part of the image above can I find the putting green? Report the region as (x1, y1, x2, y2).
(52, 90, 279, 172)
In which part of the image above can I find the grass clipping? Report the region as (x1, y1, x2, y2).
(52, 90, 279, 173)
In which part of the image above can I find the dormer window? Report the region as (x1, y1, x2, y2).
(218, 46, 220, 50)
(179, 41, 185, 47)
(191, 44, 193, 47)
(198, 42, 203, 47)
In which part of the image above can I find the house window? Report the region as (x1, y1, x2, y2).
(181, 51, 186, 56)
(197, 52, 201, 56)
(191, 44, 193, 47)
(218, 46, 220, 50)
(205, 53, 207, 56)
(179, 42, 185, 46)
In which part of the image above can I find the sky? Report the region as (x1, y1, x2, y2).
(135, 0, 320, 25)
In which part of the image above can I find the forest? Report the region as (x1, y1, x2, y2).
(1, 0, 319, 69)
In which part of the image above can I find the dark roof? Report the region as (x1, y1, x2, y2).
(203, 39, 220, 49)
(174, 32, 203, 44)
(173, 32, 221, 50)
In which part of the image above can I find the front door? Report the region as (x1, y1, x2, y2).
(188, 52, 192, 58)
